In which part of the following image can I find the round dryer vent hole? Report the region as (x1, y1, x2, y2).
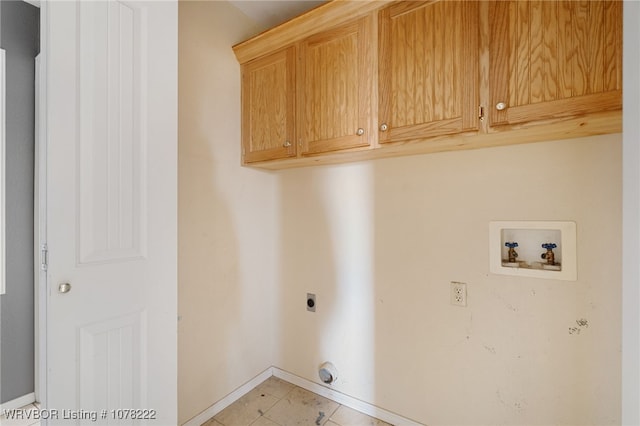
(318, 362, 338, 384)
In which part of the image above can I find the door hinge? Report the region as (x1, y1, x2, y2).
(40, 244, 48, 271)
(478, 105, 485, 121)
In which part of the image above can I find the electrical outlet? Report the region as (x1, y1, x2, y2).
(307, 293, 316, 312)
(450, 282, 467, 307)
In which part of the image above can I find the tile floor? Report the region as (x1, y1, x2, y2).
(0, 378, 392, 426)
(203, 377, 392, 426)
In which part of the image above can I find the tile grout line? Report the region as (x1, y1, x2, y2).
(251, 381, 343, 426)
(257, 390, 283, 426)
(258, 381, 293, 426)
(324, 403, 342, 426)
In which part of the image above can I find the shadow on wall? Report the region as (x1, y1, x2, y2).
(177, 1, 279, 424)
(178, 117, 243, 413)
(278, 164, 377, 402)
(178, 2, 242, 414)
(275, 135, 621, 425)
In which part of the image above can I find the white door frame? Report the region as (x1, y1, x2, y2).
(34, 0, 48, 409)
(0, 0, 46, 411)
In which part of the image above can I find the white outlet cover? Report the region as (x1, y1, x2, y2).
(451, 282, 467, 307)
(489, 221, 577, 281)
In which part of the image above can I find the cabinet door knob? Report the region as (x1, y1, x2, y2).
(356, 128, 365, 136)
(495, 102, 507, 111)
(58, 282, 72, 294)
(380, 123, 388, 132)
(283, 140, 292, 148)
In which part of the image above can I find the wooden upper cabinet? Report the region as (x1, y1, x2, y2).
(241, 46, 296, 163)
(378, 1, 479, 144)
(299, 16, 374, 155)
(233, 0, 622, 169)
(489, 0, 622, 127)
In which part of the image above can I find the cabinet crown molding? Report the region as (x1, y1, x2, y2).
(232, 0, 394, 64)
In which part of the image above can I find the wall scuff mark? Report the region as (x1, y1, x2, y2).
(576, 318, 589, 328)
(569, 319, 589, 335)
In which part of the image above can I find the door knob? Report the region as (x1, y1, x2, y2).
(495, 102, 507, 111)
(58, 283, 71, 294)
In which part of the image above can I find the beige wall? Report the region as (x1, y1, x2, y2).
(179, 1, 623, 424)
(276, 135, 622, 425)
(178, 2, 278, 424)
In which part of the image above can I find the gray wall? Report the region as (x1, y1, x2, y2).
(0, 0, 39, 404)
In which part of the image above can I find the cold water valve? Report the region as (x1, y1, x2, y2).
(541, 243, 557, 265)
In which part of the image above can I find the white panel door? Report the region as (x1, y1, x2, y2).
(43, 1, 177, 424)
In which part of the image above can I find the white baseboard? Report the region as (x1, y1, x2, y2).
(0, 392, 36, 412)
(272, 368, 423, 426)
(182, 368, 273, 426)
(182, 366, 422, 426)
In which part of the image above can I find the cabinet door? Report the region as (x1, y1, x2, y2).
(241, 46, 296, 163)
(378, 1, 479, 144)
(299, 16, 373, 155)
(489, 0, 622, 127)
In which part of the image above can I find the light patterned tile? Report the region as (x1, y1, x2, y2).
(264, 387, 339, 426)
(254, 377, 295, 399)
(324, 422, 340, 426)
(202, 419, 224, 426)
(248, 416, 281, 426)
(329, 406, 392, 426)
(214, 388, 279, 426)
